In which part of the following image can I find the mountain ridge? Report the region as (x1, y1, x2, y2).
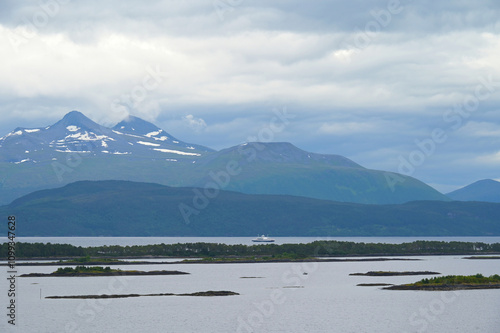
(0, 110, 213, 164)
(447, 179, 500, 203)
(112, 115, 213, 152)
(198, 142, 363, 168)
(1, 180, 498, 237)
(0, 111, 450, 206)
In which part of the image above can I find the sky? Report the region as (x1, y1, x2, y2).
(0, 0, 499, 193)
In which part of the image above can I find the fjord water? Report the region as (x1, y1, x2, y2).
(2, 256, 500, 332)
(15, 236, 500, 247)
(2, 258, 499, 333)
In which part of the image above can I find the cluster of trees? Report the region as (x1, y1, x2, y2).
(83, 240, 500, 257)
(416, 274, 500, 285)
(0, 242, 85, 258)
(2, 240, 500, 259)
(55, 266, 113, 274)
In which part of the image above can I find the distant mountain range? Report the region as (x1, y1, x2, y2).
(1, 180, 499, 236)
(447, 179, 500, 203)
(0, 111, 449, 206)
(0, 111, 213, 163)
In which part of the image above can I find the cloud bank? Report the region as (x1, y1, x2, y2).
(0, 0, 499, 192)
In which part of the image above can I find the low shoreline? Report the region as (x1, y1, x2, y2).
(4, 257, 420, 266)
(463, 256, 500, 260)
(357, 283, 394, 287)
(46, 290, 239, 299)
(20, 270, 189, 277)
(5, 251, 500, 262)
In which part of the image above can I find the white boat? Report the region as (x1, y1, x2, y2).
(252, 235, 275, 243)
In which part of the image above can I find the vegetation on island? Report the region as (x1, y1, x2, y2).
(54, 266, 115, 275)
(20, 265, 189, 277)
(2, 240, 500, 260)
(385, 274, 500, 290)
(413, 274, 500, 286)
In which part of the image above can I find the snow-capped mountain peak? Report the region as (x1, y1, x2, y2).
(0, 111, 214, 163)
(113, 116, 174, 143)
(112, 115, 212, 151)
(114, 115, 162, 134)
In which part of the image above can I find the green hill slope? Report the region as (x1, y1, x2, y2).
(188, 142, 448, 204)
(1, 180, 498, 236)
(0, 142, 449, 206)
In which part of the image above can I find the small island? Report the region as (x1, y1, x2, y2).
(182, 257, 418, 264)
(20, 265, 189, 277)
(350, 271, 440, 276)
(46, 290, 239, 299)
(384, 274, 500, 290)
(463, 256, 500, 260)
(357, 283, 394, 287)
(45, 290, 239, 299)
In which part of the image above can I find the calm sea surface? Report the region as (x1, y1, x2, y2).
(1, 238, 500, 332)
(14, 236, 500, 247)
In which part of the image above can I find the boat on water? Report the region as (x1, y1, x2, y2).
(252, 235, 275, 243)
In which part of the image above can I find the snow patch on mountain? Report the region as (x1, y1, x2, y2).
(145, 130, 162, 137)
(65, 132, 109, 141)
(55, 149, 92, 153)
(0, 111, 214, 163)
(153, 148, 200, 156)
(66, 126, 80, 132)
(112, 130, 143, 139)
(137, 141, 160, 147)
(100, 150, 130, 155)
(153, 136, 169, 141)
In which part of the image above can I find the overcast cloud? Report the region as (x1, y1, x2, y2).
(0, 0, 499, 192)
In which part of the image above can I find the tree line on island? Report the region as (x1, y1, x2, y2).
(416, 273, 500, 286)
(384, 273, 500, 290)
(3, 240, 500, 259)
(55, 266, 113, 274)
